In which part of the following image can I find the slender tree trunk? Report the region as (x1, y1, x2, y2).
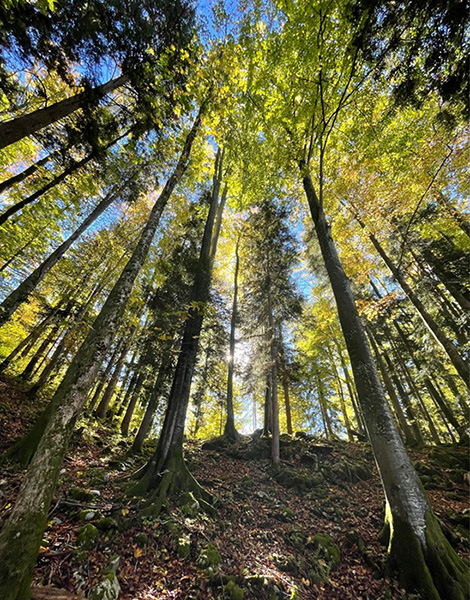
(267, 283, 280, 463)
(121, 371, 147, 436)
(328, 349, 353, 441)
(282, 372, 293, 436)
(333, 340, 365, 436)
(0, 308, 55, 372)
(263, 377, 272, 436)
(419, 246, 470, 311)
(132, 353, 172, 453)
(95, 341, 130, 418)
(0, 128, 130, 227)
(0, 154, 53, 195)
(224, 236, 240, 441)
(393, 321, 465, 435)
(0, 186, 123, 326)
(0, 75, 126, 150)
(302, 168, 468, 599)
(0, 110, 202, 600)
(368, 329, 415, 445)
(21, 322, 62, 381)
(353, 210, 470, 387)
(132, 150, 223, 515)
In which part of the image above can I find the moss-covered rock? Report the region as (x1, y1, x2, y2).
(96, 517, 118, 531)
(68, 487, 96, 502)
(79, 509, 101, 521)
(275, 507, 296, 522)
(88, 569, 120, 600)
(196, 543, 221, 572)
(223, 580, 244, 600)
(273, 467, 323, 491)
(176, 535, 191, 559)
(77, 523, 99, 548)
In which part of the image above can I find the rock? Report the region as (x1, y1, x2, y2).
(224, 580, 244, 600)
(88, 559, 120, 600)
(96, 517, 118, 531)
(196, 543, 221, 571)
(103, 473, 111, 483)
(69, 487, 96, 502)
(79, 509, 101, 521)
(202, 436, 228, 451)
(305, 532, 341, 583)
(52, 517, 63, 525)
(90, 490, 101, 497)
(176, 535, 191, 559)
(77, 524, 98, 548)
(273, 466, 323, 491)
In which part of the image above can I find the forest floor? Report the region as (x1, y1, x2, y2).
(0, 375, 469, 600)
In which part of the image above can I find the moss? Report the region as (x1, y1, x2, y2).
(96, 517, 118, 531)
(310, 533, 341, 568)
(276, 507, 296, 522)
(77, 524, 99, 548)
(387, 506, 470, 600)
(223, 580, 244, 600)
(196, 543, 221, 570)
(68, 487, 96, 502)
(135, 532, 148, 548)
(176, 535, 191, 559)
(177, 491, 200, 517)
(79, 509, 101, 521)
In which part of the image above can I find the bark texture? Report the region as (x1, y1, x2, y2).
(0, 111, 202, 600)
(302, 168, 469, 600)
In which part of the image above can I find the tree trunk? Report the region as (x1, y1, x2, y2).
(0, 111, 202, 600)
(328, 349, 353, 441)
(0, 76, 126, 150)
(95, 340, 130, 418)
(267, 282, 280, 463)
(121, 370, 146, 436)
(368, 329, 416, 445)
(282, 372, 293, 436)
(224, 236, 240, 441)
(131, 353, 172, 453)
(0, 154, 53, 195)
(131, 150, 223, 516)
(354, 211, 470, 387)
(0, 185, 123, 326)
(0, 128, 130, 227)
(263, 377, 272, 437)
(302, 168, 469, 599)
(21, 323, 62, 381)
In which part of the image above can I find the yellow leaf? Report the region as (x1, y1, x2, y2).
(134, 547, 143, 558)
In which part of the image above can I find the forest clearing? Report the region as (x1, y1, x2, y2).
(0, 0, 468, 599)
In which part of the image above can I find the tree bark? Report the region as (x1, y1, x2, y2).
(0, 185, 124, 326)
(131, 353, 172, 453)
(0, 75, 126, 150)
(224, 236, 240, 441)
(0, 154, 53, 195)
(353, 211, 470, 387)
(132, 149, 223, 515)
(302, 168, 468, 599)
(0, 110, 202, 600)
(267, 282, 280, 463)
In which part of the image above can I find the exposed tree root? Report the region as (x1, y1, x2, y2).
(128, 452, 216, 519)
(384, 506, 469, 600)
